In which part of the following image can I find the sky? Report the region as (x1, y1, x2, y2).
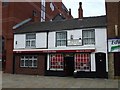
(62, 0, 106, 18)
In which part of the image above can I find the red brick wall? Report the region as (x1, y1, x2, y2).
(14, 54, 45, 75)
(106, 2, 119, 38)
(2, 2, 72, 74)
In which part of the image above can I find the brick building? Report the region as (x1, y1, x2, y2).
(106, 2, 120, 79)
(2, 1, 73, 73)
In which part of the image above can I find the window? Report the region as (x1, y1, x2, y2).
(75, 53, 90, 71)
(83, 30, 95, 45)
(20, 55, 38, 68)
(56, 32, 67, 46)
(50, 2, 55, 11)
(49, 54, 64, 71)
(26, 33, 36, 48)
(41, 0, 45, 22)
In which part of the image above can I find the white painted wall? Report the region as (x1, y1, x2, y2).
(14, 34, 25, 49)
(95, 28, 108, 72)
(48, 32, 55, 48)
(67, 30, 82, 40)
(36, 33, 47, 48)
(91, 53, 96, 71)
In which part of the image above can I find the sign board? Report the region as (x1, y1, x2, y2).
(67, 39, 82, 46)
(108, 39, 120, 52)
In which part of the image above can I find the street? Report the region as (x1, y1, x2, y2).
(2, 73, 119, 88)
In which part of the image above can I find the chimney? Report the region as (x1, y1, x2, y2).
(32, 10, 39, 22)
(69, 8, 71, 16)
(78, 2, 83, 19)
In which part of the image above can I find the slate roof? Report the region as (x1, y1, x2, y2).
(14, 15, 107, 34)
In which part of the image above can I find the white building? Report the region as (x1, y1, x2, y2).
(13, 15, 108, 78)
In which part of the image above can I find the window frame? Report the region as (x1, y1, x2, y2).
(56, 31, 67, 47)
(82, 29, 95, 45)
(20, 55, 38, 68)
(25, 33, 36, 48)
(74, 53, 91, 72)
(48, 54, 64, 71)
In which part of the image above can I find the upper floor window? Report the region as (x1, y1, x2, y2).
(82, 30, 95, 45)
(56, 32, 67, 46)
(50, 2, 55, 11)
(26, 33, 36, 48)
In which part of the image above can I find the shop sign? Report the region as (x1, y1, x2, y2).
(108, 39, 120, 52)
(67, 39, 82, 46)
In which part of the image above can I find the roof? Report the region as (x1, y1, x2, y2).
(14, 15, 107, 34)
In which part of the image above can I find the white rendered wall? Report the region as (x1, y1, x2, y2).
(14, 34, 25, 49)
(36, 33, 47, 48)
(95, 28, 108, 72)
(48, 32, 55, 48)
(91, 53, 96, 71)
(67, 30, 82, 40)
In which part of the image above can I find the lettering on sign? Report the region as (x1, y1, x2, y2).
(108, 39, 120, 52)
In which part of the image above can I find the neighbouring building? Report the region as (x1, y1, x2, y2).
(2, 1, 73, 73)
(106, 1, 120, 79)
(13, 15, 108, 78)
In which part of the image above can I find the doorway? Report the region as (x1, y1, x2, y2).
(95, 52, 106, 78)
(114, 52, 120, 76)
(64, 55, 74, 76)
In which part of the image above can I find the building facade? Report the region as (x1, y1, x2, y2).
(13, 15, 108, 78)
(2, 1, 72, 73)
(106, 2, 120, 79)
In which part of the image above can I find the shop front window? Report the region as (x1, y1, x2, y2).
(74, 53, 90, 71)
(49, 54, 64, 71)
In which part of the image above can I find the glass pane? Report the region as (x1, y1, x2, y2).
(26, 41, 30, 46)
(20, 60, 24, 66)
(26, 33, 36, 39)
(31, 40, 35, 47)
(33, 60, 37, 67)
(25, 60, 29, 66)
(29, 60, 32, 67)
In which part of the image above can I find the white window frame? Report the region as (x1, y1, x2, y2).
(48, 54, 64, 71)
(26, 33, 36, 48)
(82, 29, 95, 45)
(56, 32, 67, 46)
(20, 55, 38, 68)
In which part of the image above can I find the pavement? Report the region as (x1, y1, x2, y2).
(2, 72, 119, 88)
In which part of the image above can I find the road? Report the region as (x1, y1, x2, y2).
(2, 73, 119, 88)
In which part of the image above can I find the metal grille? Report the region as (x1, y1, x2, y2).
(74, 53, 90, 71)
(49, 54, 64, 71)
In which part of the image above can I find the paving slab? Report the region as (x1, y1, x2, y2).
(2, 73, 119, 88)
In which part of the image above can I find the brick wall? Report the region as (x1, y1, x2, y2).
(14, 54, 45, 75)
(106, 2, 119, 38)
